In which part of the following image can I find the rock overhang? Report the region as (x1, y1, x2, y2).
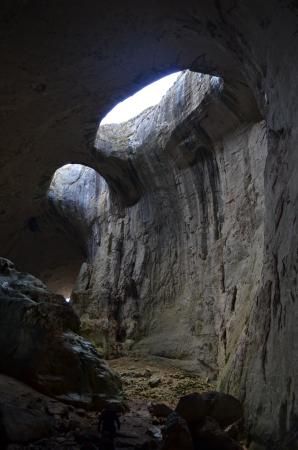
(0, 1, 298, 445)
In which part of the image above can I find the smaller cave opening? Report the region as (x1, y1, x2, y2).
(40, 163, 104, 298)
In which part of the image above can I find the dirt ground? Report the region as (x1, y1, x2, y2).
(110, 356, 214, 407)
(7, 357, 216, 449)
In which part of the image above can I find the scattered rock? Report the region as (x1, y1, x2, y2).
(149, 376, 161, 388)
(152, 417, 163, 425)
(191, 416, 243, 450)
(46, 402, 70, 418)
(162, 411, 193, 450)
(176, 391, 242, 427)
(110, 357, 215, 407)
(0, 373, 245, 450)
(148, 402, 173, 418)
(201, 391, 242, 428)
(128, 369, 152, 378)
(176, 392, 209, 423)
(147, 425, 163, 440)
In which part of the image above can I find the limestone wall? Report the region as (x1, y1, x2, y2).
(2, 2, 298, 445)
(49, 73, 267, 387)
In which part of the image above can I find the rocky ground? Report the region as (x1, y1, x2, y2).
(0, 260, 246, 449)
(6, 399, 154, 449)
(4, 357, 248, 449)
(109, 356, 214, 406)
(4, 357, 212, 449)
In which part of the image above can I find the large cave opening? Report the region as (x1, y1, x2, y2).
(101, 71, 181, 125)
(42, 68, 179, 302)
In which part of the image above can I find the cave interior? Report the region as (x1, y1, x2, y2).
(0, 1, 298, 449)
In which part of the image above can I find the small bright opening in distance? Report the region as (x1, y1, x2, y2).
(101, 72, 181, 125)
(65, 297, 70, 303)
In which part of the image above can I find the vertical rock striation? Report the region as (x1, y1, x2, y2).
(49, 72, 267, 386)
(1, 2, 298, 446)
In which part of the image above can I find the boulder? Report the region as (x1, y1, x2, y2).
(0, 258, 122, 409)
(162, 412, 193, 450)
(176, 391, 242, 427)
(148, 402, 173, 418)
(175, 393, 209, 423)
(191, 416, 243, 450)
(201, 391, 242, 428)
(149, 376, 161, 388)
(0, 374, 62, 443)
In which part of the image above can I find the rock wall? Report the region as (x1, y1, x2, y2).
(2, 1, 298, 447)
(49, 73, 267, 387)
(0, 257, 122, 410)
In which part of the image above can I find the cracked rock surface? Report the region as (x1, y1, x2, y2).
(50, 72, 266, 387)
(1, 2, 298, 447)
(0, 258, 122, 410)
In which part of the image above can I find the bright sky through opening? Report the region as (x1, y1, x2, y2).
(101, 72, 181, 125)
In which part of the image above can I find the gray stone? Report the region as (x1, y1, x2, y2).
(148, 403, 173, 418)
(149, 376, 162, 388)
(0, 374, 65, 443)
(192, 416, 243, 450)
(0, 259, 122, 409)
(162, 412, 193, 450)
(176, 391, 242, 427)
(47, 72, 266, 382)
(1, 2, 298, 447)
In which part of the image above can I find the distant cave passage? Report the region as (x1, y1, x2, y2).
(43, 164, 104, 297)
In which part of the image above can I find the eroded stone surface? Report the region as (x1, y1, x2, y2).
(48, 71, 267, 439)
(1, 2, 298, 447)
(49, 73, 266, 385)
(0, 258, 122, 409)
(0, 374, 61, 444)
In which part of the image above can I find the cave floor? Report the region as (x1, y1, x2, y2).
(7, 400, 152, 450)
(8, 357, 214, 449)
(109, 355, 215, 407)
